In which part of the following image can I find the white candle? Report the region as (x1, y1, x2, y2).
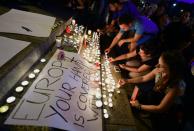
(109, 93, 113, 97)
(72, 19, 76, 25)
(96, 100, 103, 107)
(33, 69, 40, 74)
(103, 94, 107, 98)
(88, 30, 92, 35)
(15, 86, 24, 93)
(104, 101, 108, 105)
(28, 73, 35, 79)
(0, 105, 9, 113)
(56, 38, 62, 47)
(96, 92, 101, 99)
(104, 113, 109, 118)
(103, 109, 108, 114)
(21, 80, 29, 86)
(109, 102, 113, 107)
(108, 98, 112, 102)
(6, 96, 16, 104)
(40, 58, 46, 63)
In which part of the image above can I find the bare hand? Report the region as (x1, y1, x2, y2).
(108, 57, 115, 62)
(119, 64, 125, 69)
(130, 100, 140, 108)
(118, 79, 127, 86)
(118, 39, 126, 47)
(105, 48, 111, 54)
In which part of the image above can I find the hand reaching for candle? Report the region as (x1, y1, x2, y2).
(105, 47, 111, 54)
(130, 100, 141, 109)
(108, 57, 115, 62)
(118, 79, 127, 86)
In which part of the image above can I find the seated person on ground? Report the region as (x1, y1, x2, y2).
(118, 38, 161, 78)
(119, 51, 186, 131)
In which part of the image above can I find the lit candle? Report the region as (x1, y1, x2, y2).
(72, 19, 76, 25)
(21, 80, 29, 86)
(104, 113, 109, 119)
(28, 73, 35, 79)
(56, 37, 62, 48)
(88, 30, 92, 35)
(109, 93, 113, 97)
(40, 58, 46, 63)
(117, 90, 121, 94)
(96, 92, 101, 99)
(109, 102, 113, 107)
(33, 69, 40, 74)
(6, 96, 16, 104)
(0, 105, 9, 113)
(104, 101, 108, 105)
(108, 98, 112, 102)
(15, 86, 24, 93)
(103, 109, 107, 114)
(95, 100, 103, 107)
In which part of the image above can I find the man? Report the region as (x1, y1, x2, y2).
(105, 0, 140, 33)
(105, 14, 158, 53)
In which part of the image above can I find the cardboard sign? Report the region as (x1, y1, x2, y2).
(5, 50, 102, 131)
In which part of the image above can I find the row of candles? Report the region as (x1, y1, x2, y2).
(81, 29, 122, 119)
(56, 19, 85, 51)
(0, 58, 47, 114)
(99, 53, 121, 118)
(82, 30, 101, 64)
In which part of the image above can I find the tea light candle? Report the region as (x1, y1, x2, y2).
(40, 58, 46, 63)
(88, 30, 92, 35)
(95, 100, 103, 108)
(95, 92, 101, 99)
(6, 96, 16, 104)
(104, 101, 108, 105)
(103, 109, 108, 114)
(72, 19, 76, 25)
(56, 37, 62, 48)
(109, 93, 113, 97)
(103, 94, 106, 98)
(28, 73, 35, 79)
(117, 90, 121, 94)
(21, 80, 29, 86)
(15, 86, 24, 93)
(108, 98, 112, 102)
(109, 102, 113, 107)
(104, 113, 109, 118)
(33, 69, 40, 74)
(0, 105, 9, 113)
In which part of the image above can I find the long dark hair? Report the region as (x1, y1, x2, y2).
(159, 51, 186, 89)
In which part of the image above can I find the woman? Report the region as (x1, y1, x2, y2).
(119, 51, 186, 131)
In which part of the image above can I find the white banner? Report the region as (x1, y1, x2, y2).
(5, 49, 102, 131)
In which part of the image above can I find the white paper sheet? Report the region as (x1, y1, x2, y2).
(5, 50, 102, 131)
(0, 9, 56, 37)
(0, 36, 30, 67)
